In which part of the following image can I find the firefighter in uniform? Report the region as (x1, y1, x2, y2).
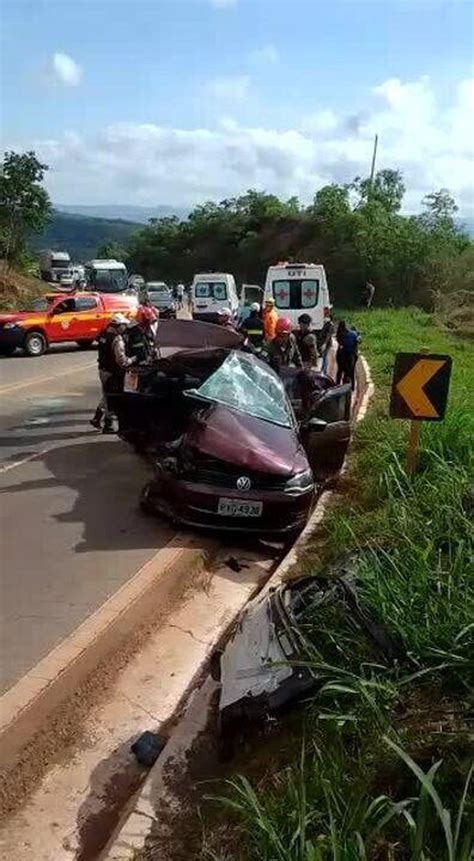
(240, 302, 264, 348)
(267, 317, 303, 375)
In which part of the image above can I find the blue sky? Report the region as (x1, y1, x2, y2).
(2, 0, 473, 211)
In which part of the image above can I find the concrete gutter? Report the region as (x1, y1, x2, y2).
(100, 355, 375, 860)
(0, 533, 217, 774)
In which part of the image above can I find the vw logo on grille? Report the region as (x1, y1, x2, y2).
(236, 476, 251, 491)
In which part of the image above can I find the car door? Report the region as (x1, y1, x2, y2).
(73, 295, 103, 339)
(46, 298, 79, 342)
(301, 384, 352, 478)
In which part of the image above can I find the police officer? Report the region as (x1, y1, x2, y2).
(296, 313, 320, 369)
(267, 317, 303, 374)
(90, 314, 137, 434)
(240, 302, 264, 347)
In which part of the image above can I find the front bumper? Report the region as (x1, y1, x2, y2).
(143, 468, 313, 536)
(0, 327, 25, 351)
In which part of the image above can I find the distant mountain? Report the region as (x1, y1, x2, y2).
(29, 210, 140, 262)
(56, 204, 188, 224)
(457, 217, 474, 237)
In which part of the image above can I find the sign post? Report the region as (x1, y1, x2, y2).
(390, 352, 452, 475)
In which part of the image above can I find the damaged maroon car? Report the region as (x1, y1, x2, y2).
(110, 320, 351, 538)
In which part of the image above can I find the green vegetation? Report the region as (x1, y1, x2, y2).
(126, 171, 473, 310)
(202, 309, 473, 861)
(0, 151, 51, 270)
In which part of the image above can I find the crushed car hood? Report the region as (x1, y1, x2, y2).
(186, 404, 309, 476)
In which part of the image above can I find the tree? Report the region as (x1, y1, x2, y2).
(96, 240, 127, 261)
(421, 188, 458, 227)
(0, 150, 51, 270)
(353, 169, 405, 213)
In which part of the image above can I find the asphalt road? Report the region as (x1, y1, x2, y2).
(0, 344, 173, 693)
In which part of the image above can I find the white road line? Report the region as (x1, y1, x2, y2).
(0, 361, 95, 396)
(0, 448, 53, 475)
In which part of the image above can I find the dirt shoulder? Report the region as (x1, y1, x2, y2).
(0, 267, 46, 311)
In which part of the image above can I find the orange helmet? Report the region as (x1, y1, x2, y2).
(275, 316, 293, 335)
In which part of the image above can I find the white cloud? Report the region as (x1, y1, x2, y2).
(252, 44, 279, 64)
(50, 52, 82, 87)
(208, 74, 250, 101)
(12, 75, 473, 215)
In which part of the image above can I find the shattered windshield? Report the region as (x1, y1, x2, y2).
(187, 351, 294, 428)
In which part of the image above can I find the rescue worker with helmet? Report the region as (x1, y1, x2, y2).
(90, 314, 137, 434)
(296, 313, 320, 369)
(217, 307, 237, 331)
(262, 296, 278, 341)
(240, 302, 264, 348)
(127, 303, 159, 364)
(267, 317, 303, 374)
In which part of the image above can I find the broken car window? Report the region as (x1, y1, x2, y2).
(186, 351, 294, 428)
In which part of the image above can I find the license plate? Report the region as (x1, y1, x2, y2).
(217, 498, 263, 517)
(124, 371, 138, 392)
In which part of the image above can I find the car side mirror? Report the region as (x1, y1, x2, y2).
(305, 417, 327, 432)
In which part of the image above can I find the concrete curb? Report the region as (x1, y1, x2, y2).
(100, 354, 375, 860)
(0, 534, 216, 774)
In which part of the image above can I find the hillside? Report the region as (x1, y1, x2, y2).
(29, 210, 140, 261)
(56, 204, 188, 223)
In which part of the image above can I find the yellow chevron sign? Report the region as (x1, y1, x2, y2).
(390, 353, 452, 421)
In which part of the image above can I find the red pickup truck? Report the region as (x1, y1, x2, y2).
(0, 292, 138, 357)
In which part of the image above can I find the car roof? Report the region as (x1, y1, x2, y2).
(157, 318, 243, 350)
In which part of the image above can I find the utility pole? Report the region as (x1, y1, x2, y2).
(369, 133, 378, 187)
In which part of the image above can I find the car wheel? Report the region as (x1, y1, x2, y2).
(76, 339, 95, 349)
(24, 331, 47, 357)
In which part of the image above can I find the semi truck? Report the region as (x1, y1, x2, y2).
(40, 250, 72, 283)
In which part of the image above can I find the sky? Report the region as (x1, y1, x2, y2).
(1, 0, 473, 214)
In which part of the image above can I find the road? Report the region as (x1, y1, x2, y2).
(0, 345, 173, 693)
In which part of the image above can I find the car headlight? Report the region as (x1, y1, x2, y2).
(285, 468, 314, 492)
(3, 322, 20, 330)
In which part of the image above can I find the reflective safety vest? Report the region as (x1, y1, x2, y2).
(242, 313, 264, 345)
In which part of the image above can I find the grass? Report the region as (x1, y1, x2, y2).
(201, 308, 473, 861)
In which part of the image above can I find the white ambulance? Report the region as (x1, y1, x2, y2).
(191, 273, 239, 322)
(264, 262, 331, 332)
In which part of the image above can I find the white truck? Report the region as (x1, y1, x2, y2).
(84, 259, 129, 293)
(40, 250, 72, 283)
(264, 262, 331, 332)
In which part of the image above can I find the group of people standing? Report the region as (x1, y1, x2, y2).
(238, 297, 359, 388)
(90, 293, 361, 434)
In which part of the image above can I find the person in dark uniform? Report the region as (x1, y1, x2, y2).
(296, 313, 319, 368)
(240, 302, 264, 348)
(127, 304, 159, 363)
(336, 321, 360, 390)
